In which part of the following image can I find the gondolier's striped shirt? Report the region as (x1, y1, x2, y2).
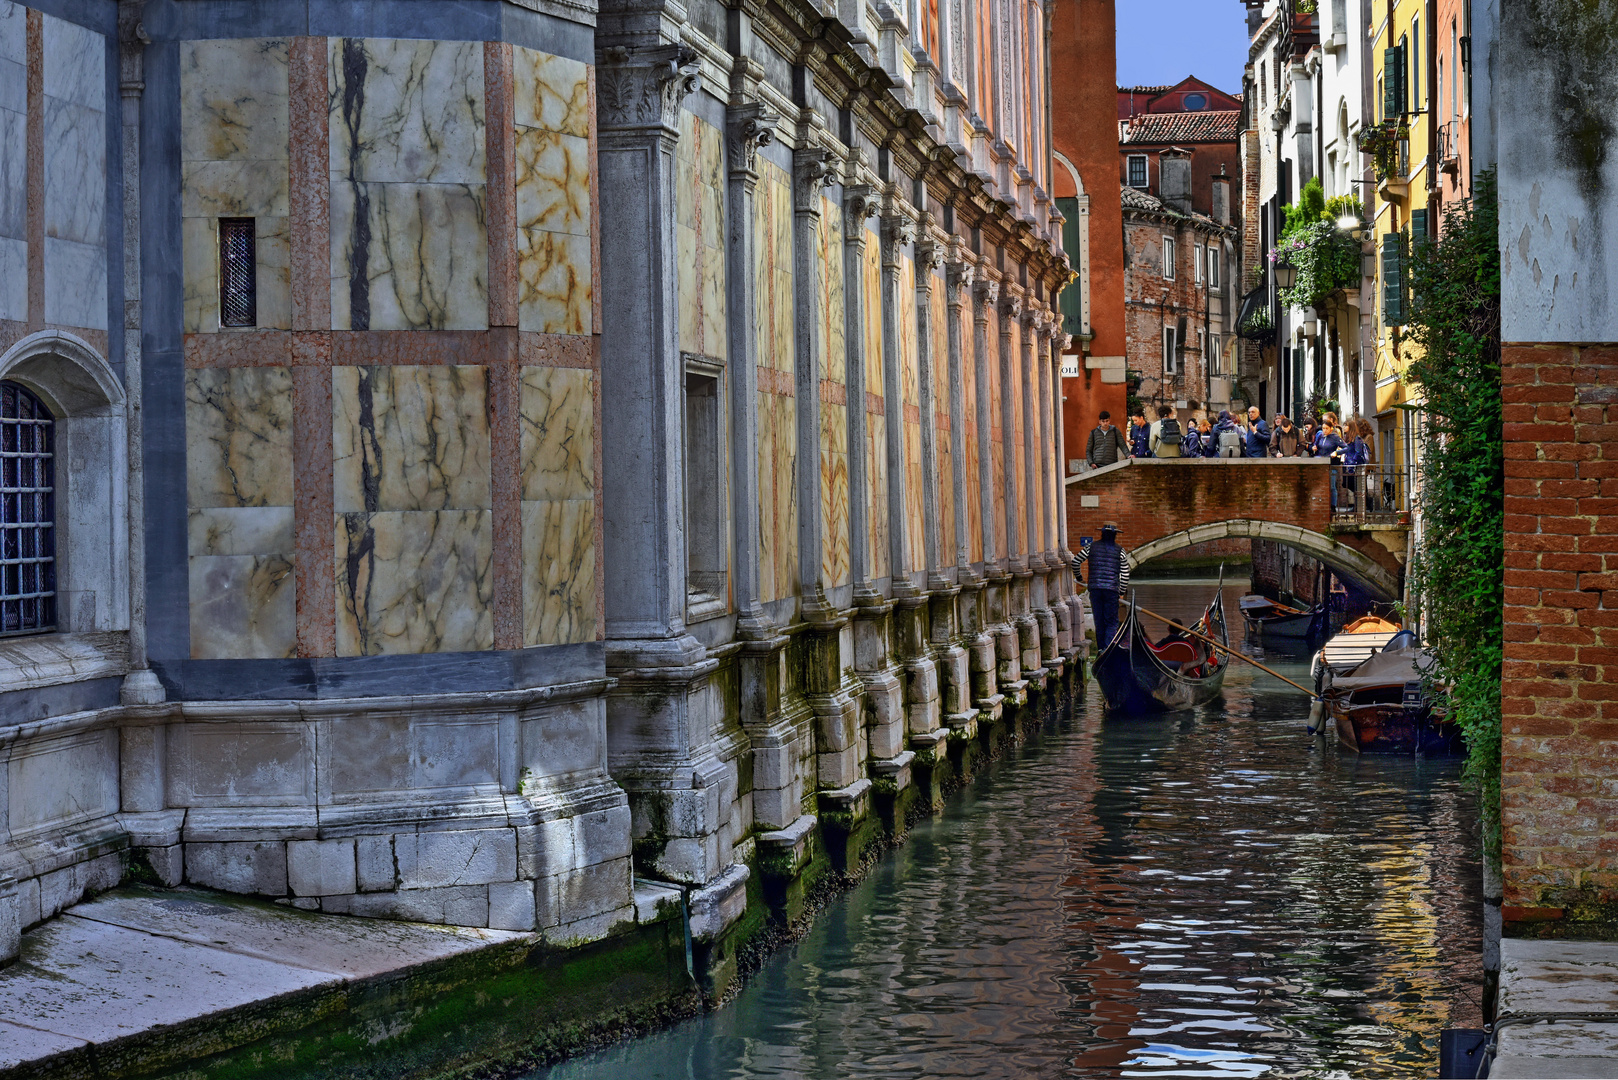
(1070, 547, 1130, 591)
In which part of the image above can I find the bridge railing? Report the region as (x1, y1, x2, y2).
(1331, 462, 1410, 526)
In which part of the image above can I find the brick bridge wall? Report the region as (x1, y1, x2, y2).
(1501, 343, 1618, 932)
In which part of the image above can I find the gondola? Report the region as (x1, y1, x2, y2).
(1093, 590, 1230, 713)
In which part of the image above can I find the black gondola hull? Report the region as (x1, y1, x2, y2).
(1093, 596, 1230, 714)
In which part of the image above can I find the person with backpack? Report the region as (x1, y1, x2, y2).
(1128, 412, 1151, 458)
(1212, 410, 1244, 457)
(1314, 417, 1347, 509)
(1149, 405, 1184, 458)
(1180, 416, 1202, 457)
(1195, 417, 1216, 457)
(1085, 410, 1130, 469)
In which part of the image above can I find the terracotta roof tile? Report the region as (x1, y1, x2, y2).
(1120, 110, 1241, 145)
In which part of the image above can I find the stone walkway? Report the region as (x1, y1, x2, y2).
(1491, 938, 1618, 1078)
(0, 885, 524, 1075)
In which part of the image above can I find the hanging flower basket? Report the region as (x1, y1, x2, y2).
(1358, 120, 1409, 181)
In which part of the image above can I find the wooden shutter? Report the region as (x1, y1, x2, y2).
(1383, 46, 1406, 117)
(1382, 233, 1404, 326)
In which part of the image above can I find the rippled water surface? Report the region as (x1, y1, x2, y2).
(536, 582, 1481, 1079)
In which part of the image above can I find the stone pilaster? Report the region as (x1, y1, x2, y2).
(997, 289, 1033, 701)
(914, 232, 947, 594)
(880, 205, 919, 596)
(792, 142, 832, 615)
(1028, 309, 1059, 669)
(1014, 303, 1045, 687)
(843, 181, 880, 603)
(971, 275, 1012, 715)
(596, 43, 729, 888)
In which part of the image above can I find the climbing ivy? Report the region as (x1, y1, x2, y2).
(1403, 171, 1503, 867)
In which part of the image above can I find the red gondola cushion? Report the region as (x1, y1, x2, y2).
(1151, 640, 1200, 664)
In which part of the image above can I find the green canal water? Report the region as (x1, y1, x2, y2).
(534, 581, 1482, 1079)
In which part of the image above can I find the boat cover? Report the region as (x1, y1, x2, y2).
(1318, 631, 1402, 672)
(1329, 642, 1436, 692)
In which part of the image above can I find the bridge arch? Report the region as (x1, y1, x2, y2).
(1127, 519, 1401, 602)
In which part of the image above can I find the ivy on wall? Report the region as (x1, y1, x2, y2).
(1403, 171, 1504, 866)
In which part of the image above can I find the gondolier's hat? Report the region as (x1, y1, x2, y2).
(1102, 520, 1118, 532)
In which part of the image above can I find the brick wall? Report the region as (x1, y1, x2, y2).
(1068, 460, 1332, 551)
(1501, 342, 1618, 931)
(1238, 128, 1263, 391)
(1124, 215, 1224, 414)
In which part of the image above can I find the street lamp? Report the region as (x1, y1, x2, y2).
(1274, 260, 1298, 291)
(1336, 213, 1362, 239)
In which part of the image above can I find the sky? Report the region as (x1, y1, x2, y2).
(1115, 0, 1251, 97)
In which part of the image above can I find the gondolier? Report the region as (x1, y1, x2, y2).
(1071, 521, 1130, 649)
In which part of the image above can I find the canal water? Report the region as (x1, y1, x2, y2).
(535, 580, 1482, 1079)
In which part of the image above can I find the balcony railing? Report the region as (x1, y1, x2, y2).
(1330, 462, 1410, 526)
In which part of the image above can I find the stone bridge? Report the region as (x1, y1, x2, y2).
(1064, 458, 1407, 600)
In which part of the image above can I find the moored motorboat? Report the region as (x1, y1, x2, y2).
(1093, 592, 1230, 713)
(1311, 614, 1404, 688)
(1322, 637, 1463, 755)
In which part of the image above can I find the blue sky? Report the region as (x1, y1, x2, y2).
(1115, 0, 1251, 97)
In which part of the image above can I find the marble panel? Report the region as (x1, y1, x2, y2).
(699, 238, 725, 360)
(335, 509, 494, 656)
(327, 38, 485, 184)
(40, 13, 100, 109)
(771, 393, 797, 600)
(904, 418, 924, 572)
(332, 364, 491, 513)
(185, 366, 295, 508)
(867, 411, 887, 580)
(189, 554, 297, 659)
(182, 217, 218, 332)
(330, 180, 489, 331)
(180, 39, 290, 162)
(675, 153, 695, 229)
(512, 47, 588, 138)
(0, 3, 22, 91)
(862, 237, 882, 390)
(42, 237, 105, 330)
(515, 128, 588, 236)
(521, 498, 594, 646)
(820, 403, 849, 588)
(255, 216, 292, 330)
(516, 225, 589, 335)
(817, 200, 844, 384)
(0, 106, 23, 240)
(898, 258, 917, 405)
(991, 438, 1006, 558)
(966, 421, 982, 563)
(0, 236, 22, 323)
(676, 222, 699, 356)
(519, 366, 592, 502)
(938, 433, 955, 561)
(188, 506, 296, 557)
(43, 97, 104, 246)
(181, 159, 290, 219)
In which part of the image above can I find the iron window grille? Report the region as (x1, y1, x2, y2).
(1, 380, 56, 637)
(219, 217, 257, 327)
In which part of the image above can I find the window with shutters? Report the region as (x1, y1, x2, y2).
(1163, 326, 1178, 375)
(219, 218, 257, 328)
(1382, 232, 1405, 326)
(1, 381, 56, 637)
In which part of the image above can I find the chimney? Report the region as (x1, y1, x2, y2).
(1159, 150, 1192, 215)
(1212, 176, 1230, 225)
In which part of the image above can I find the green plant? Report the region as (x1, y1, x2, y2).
(1324, 193, 1364, 223)
(1295, 0, 1318, 13)
(1281, 177, 1327, 239)
(1271, 221, 1361, 309)
(1403, 171, 1503, 873)
(1237, 303, 1273, 341)
(1358, 120, 1409, 181)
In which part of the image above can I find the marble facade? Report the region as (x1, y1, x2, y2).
(3, 0, 1081, 1005)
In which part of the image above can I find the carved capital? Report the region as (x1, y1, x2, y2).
(945, 261, 975, 307)
(597, 45, 700, 132)
(843, 185, 879, 243)
(972, 277, 999, 312)
(882, 213, 917, 251)
(1020, 306, 1042, 332)
(793, 147, 832, 212)
(914, 240, 944, 276)
(1000, 292, 1023, 320)
(1061, 333, 1074, 351)
(726, 103, 777, 179)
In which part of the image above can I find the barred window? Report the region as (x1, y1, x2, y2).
(1, 381, 56, 636)
(219, 217, 257, 327)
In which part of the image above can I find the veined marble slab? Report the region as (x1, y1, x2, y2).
(867, 412, 887, 580)
(180, 39, 289, 162)
(515, 128, 589, 237)
(332, 364, 492, 514)
(336, 508, 494, 656)
(330, 179, 488, 331)
(516, 225, 589, 336)
(861, 235, 881, 389)
(513, 47, 588, 139)
(40, 13, 100, 109)
(0, 3, 23, 93)
(327, 37, 484, 185)
(0, 235, 22, 322)
(188, 506, 295, 557)
(521, 497, 594, 646)
(0, 101, 22, 242)
(675, 112, 724, 361)
(185, 366, 295, 509)
(820, 402, 849, 588)
(189, 553, 296, 659)
(818, 201, 845, 383)
(519, 366, 592, 502)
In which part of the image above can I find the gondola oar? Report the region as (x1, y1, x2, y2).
(1134, 605, 1320, 700)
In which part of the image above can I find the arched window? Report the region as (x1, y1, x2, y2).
(1, 380, 56, 636)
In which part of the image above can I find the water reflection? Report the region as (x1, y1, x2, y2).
(535, 581, 1480, 1080)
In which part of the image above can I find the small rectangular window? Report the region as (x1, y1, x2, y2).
(1162, 236, 1176, 281)
(1127, 155, 1148, 189)
(1162, 326, 1178, 375)
(1209, 247, 1221, 288)
(1194, 245, 1203, 285)
(1209, 334, 1222, 374)
(219, 217, 257, 328)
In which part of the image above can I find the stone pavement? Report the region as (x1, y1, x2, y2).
(0, 885, 527, 1075)
(1490, 938, 1618, 1078)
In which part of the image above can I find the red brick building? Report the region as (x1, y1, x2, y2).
(1051, 0, 1129, 475)
(1118, 77, 1243, 216)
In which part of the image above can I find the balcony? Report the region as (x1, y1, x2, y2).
(1330, 462, 1411, 529)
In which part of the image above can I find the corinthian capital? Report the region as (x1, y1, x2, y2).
(945, 261, 975, 307)
(972, 277, 999, 310)
(844, 185, 879, 243)
(1000, 292, 1023, 320)
(597, 44, 700, 132)
(727, 103, 777, 179)
(882, 213, 917, 251)
(793, 147, 832, 212)
(914, 240, 944, 276)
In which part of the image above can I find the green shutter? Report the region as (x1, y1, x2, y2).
(1057, 197, 1082, 337)
(1383, 45, 1408, 117)
(1382, 233, 1405, 326)
(1410, 208, 1428, 241)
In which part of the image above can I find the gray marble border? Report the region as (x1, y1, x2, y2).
(152, 641, 605, 701)
(0, 676, 122, 724)
(141, 0, 593, 64)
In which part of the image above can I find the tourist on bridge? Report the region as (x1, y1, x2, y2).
(1314, 417, 1347, 509)
(1072, 522, 1130, 649)
(1085, 410, 1130, 469)
(1244, 406, 1272, 457)
(1212, 410, 1244, 457)
(1180, 417, 1202, 457)
(1271, 415, 1302, 456)
(1194, 417, 1216, 457)
(1149, 405, 1183, 458)
(1128, 412, 1151, 458)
